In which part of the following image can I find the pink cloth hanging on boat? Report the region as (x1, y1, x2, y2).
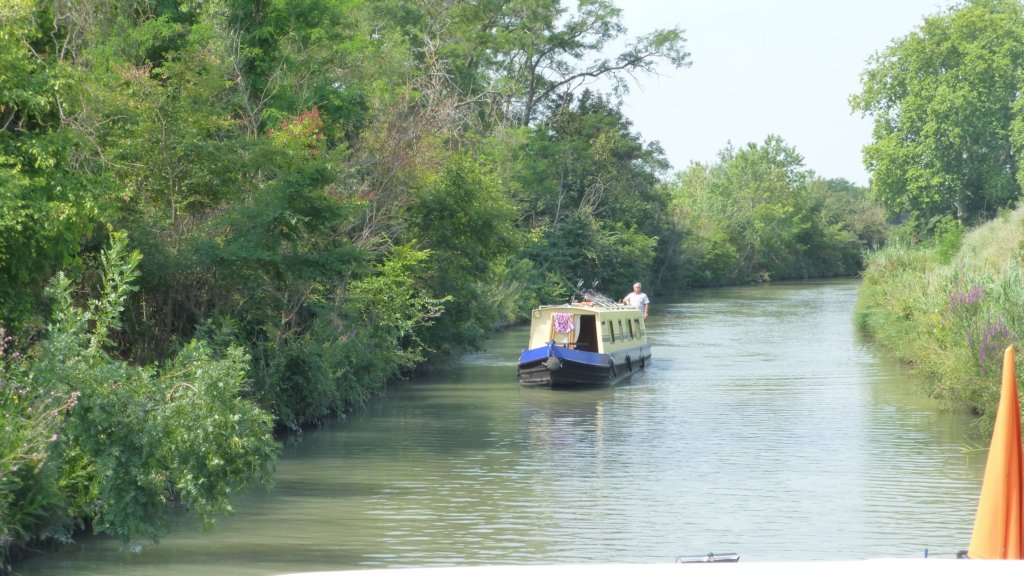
(553, 313, 575, 333)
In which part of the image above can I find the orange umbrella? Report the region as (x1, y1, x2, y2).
(967, 345, 1024, 559)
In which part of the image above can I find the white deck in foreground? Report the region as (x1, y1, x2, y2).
(277, 559, 1024, 576)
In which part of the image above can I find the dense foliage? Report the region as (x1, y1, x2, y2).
(506, 91, 673, 295)
(852, 0, 1024, 231)
(1, 0, 889, 564)
(0, 0, 693, 561)
(1, 235, 277, 554)
(665, 137, 887, 285)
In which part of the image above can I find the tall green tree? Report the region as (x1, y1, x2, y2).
(490, 0, 690, 126)
(503, 91, 671, 294)
(403, 0, 690, 127)
(852, 0, 1024, 228)
(404, 153, 517, 357)
(0, 0, 114, 328)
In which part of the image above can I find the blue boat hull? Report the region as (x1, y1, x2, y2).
(517, 341, 651, 387)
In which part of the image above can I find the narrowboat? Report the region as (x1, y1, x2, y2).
(517, 290, 651, 387)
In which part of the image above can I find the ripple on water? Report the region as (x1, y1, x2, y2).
(16, 281, 986, 575)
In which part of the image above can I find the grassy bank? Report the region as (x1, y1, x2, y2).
(855, 207, 1024, 434)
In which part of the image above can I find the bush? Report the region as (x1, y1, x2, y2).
(856, 206, 1024, 433)
(0, 234, 279, 562)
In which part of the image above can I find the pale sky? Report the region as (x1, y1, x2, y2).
(610, 0, 955, 186)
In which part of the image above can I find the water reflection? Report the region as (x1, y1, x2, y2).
(19, 280, 986, 575)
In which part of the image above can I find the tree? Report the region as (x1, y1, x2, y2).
(408, 0, 690, 127)
(184, 108, 375, 428)
(496, 0, 690, 126)
(708, 137, 812, 282)
(501, 91, 671, 294)
(666, 136, 878, 285)
(0, 0, 114, 328)
(852, 0, 1024, 229)
(403, 153, 517, 357)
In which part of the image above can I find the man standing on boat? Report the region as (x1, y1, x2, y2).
(622, 282, 650, 320)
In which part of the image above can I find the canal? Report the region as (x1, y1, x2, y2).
(18, 279, 987, 575)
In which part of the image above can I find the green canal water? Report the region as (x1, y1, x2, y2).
(17, 279, 988, 575)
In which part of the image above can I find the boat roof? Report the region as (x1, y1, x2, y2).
(535, 288, 635, 312)
(536, 302, 633, 312)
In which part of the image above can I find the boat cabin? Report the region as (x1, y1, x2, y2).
(527, 303, 646, 356)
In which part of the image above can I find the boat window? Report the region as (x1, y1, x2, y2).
(628, 319, 635, 339)
(618, 320, 626, 340)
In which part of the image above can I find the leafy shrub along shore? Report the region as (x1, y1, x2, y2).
(0, 235, 279, 564)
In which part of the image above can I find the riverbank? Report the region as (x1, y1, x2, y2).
(854, 206, 1024, 432)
